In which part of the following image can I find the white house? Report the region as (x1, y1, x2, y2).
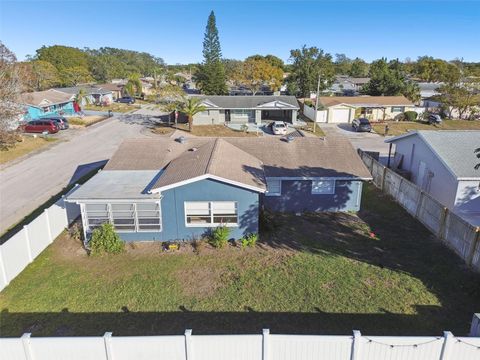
(385, 130, 480, 226)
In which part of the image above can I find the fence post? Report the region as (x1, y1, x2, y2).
(396, 177, 404, 199)
(380, 167, 387, 191)
(415, 191, 425, 219)
(438, 207, 449, 241)
(44, 208, 53, 243)
(21, 333, 33, 360)
(0, 247, 9, 288)
(350, 330, 362, 360)
(439, 331, 454, 360)
(61, 195, 69, 226)
(470, 314, 480, 336)
(466, 228, 480, 268)
(262, 329, 270, 360)
(23, 225, 33, 262)
(104, 332, 114, 360)
(185, 329, 192, 360)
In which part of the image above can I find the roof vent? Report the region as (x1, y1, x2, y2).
(284, 135, 295, 143)
(177, 136, 187, 144)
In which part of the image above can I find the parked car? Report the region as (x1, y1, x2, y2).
(21, 120, 59, 134)
(352, 118, 372, 132)
(116, 96, 135, 104)
(41, 116, 69, 130)
(270, 121, 288, 135)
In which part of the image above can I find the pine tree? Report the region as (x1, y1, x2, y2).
(196, 11, 227, 95)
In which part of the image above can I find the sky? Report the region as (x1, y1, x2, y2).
(0, 0, 479, 64)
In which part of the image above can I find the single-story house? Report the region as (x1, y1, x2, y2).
(55, 85, 113, 105)
(190, 95, 300, 125)
(96, 83, 124, 100)
(386, 130, 480, 226)
(328, 76, 370, 96)
(66, 136, 372, 242)
(314, 96, 416, 123)
(20, 89, 75, 120)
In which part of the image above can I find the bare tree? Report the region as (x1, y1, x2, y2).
(0, 42, 23, 149)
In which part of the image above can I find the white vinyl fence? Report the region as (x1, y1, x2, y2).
(0, 187, 80, 291)
(1, 327, 480, 360)
(359, 151, 480, 271)
(303, 104, 327, 122)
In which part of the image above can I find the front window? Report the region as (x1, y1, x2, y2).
(185, 201, 238, 227)
(266, 179, 281, 196)
(391, 106, 405, 112)
(312, 180, 335, 194)
(84, 202, 161, 232)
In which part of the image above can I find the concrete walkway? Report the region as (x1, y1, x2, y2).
(0, 116, 148, 234)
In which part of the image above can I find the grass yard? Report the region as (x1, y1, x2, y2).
(174, 124, 259, 137)
(0, 136, 57, 165)
(1, 184, 479, 337)
(84, 103, 140, 113)
(69, 115, 109, 127)
(372, 119, 480, 136)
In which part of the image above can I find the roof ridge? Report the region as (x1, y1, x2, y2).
(205, 138, 219, 173)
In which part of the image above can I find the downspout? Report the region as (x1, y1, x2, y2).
(387, 143, 392, 168)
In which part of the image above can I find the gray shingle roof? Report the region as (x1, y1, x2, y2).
(20, 89, 73, 107)
(195, 95, 299, 109)
(55, 86, 112, 96)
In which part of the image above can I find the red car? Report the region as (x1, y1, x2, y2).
(22, 120, 59, 134)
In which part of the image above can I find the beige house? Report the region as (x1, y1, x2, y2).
(317, 96, 415, 123)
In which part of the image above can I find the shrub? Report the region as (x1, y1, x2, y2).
(89, 223, 125, 255)
(209, 226, 230, 248)
(68, 221, 83, 243)
(241, 233, 258, 248)
(404, 111, 418, 122)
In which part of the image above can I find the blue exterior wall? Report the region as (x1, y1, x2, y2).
(262, 180, 363, 213)
(117, 179, 259, 242)
(26, 102, 75, 120)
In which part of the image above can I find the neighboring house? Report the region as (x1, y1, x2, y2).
(313, 96, 415, 123)
(386, 130, 480, 226)
(20, 89, 75, 120)
(55, 85, 113, 105)
(66, 136, 372, 241)
(191, 95, 299, 125)
(328, 76, 370, 96)
(96, 83, 124, 100)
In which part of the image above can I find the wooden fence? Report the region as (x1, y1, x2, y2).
(359, 151, 480, 271)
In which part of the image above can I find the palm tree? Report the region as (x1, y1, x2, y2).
(179, 97, 206, 132)
(125, 74, 143, 98)
(475, 148, 480, 170)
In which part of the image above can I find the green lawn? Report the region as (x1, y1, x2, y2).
(1, 184, 479, 336)
(372, 119, 480, 136)
(84, 103, 140, 113)
(0, 136, 57, 165)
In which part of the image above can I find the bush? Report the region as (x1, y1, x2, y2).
(240, 233, 258, 248)
(209, 226, 230, 248)
(404, 111, 418, 122)
(89, 223, 125, 255)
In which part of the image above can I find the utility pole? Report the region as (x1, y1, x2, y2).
(313, 74, 321, 133)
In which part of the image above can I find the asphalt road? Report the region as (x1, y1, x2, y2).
(0, 116, 148, 234)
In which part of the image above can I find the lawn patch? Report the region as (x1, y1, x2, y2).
(372, 119, 480, 136)
(69, 115, 109, 127)
(0, 136, 58, 165)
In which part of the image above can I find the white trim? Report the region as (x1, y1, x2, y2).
(184, 201, 239, 228)
(150, 174, 266, 193)
(265, 176, 372, 181)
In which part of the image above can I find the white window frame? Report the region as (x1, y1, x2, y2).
(266, 179, 281, 196)
(83, 201, 161, 233)
(311, 180, 336, 195)
(391, 106, 405, 113)
(184, 201, 238, 227)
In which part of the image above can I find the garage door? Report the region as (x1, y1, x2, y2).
(330, 108, 351, 123)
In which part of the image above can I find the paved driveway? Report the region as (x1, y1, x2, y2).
(320, 123, 394, 156)
(0, 115, 150, 234)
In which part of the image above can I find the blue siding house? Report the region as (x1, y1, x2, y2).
(67, 136, 372, 242)
(20, 89, 75, 120)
